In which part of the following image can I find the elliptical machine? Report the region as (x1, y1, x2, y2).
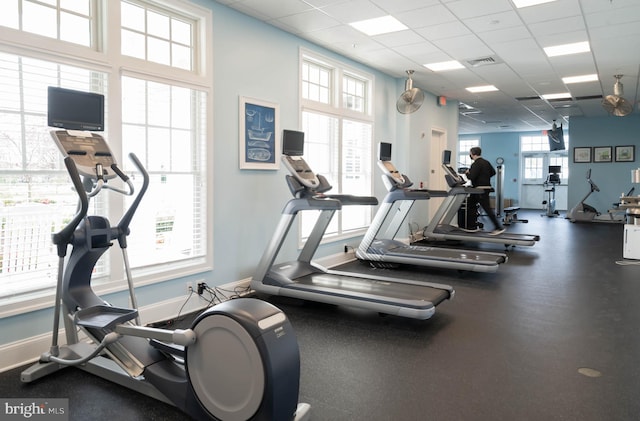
(567, 168, 600, 222)
(21, 88, 310, 421)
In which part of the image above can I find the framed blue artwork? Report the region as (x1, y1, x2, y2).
(239, 96, 280, 170)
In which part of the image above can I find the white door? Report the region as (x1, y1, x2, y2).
(520, 153, 568, 210)
(429, 129, 447, 218)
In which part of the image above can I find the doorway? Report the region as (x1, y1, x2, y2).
(429, 129, 447, 218)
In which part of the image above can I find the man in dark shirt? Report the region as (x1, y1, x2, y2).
(466, 147, 505, 235)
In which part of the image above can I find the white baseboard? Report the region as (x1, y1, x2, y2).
(1, 251, 353, 374)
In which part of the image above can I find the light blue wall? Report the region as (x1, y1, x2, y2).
(1, 1, 459, 347)
(459, 132, 521, 204)
(462, 115, 640, 211)
(568, 115, 640, 212)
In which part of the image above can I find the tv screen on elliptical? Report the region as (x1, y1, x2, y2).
(379, 142, 392, 161)
(282, 130, 304, 156)
(48, 86, 105, 131)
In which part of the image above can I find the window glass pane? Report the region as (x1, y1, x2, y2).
(524, 156, 543, 179)
(148, 37, 171, 66)
(0, 0, 19, 29)
(172, 18, 191, 45)
(121, 1, 145, 31)
(61, 0, 90, 15)
(341, 119, 372, 230)
(172, 43, 191, 70)
(342, 75, 366, 112)
(122, 30, 146, 60)
(121, 76, 207, 269)
(147, 10, 170, 39)
(0, 53, 108, 300)
(22, 2, 57, 39)
(60, 11, 91, 46)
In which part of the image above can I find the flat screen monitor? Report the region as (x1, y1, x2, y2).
(548, 165, 561, 174)
(282, 130, 304, 156)
(47, 87, 104, 131)
(442, 150, 452, 165)
(547, 122, 565, 151)
(379, 142, 392, 161)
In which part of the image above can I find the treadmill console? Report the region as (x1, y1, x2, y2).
(378, 160, 406, 185)
(377, 142, 406, 186)
(282, 155, 320, 189)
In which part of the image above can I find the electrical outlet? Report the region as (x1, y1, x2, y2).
(197, 282, 206, 295)
(344, 244, 349, 253)
(186, 282, 194, 294)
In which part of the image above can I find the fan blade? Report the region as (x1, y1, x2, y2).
(602, 95, 633, 116)
(396, 88, 425, 114)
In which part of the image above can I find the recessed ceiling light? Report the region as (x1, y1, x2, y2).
(423, 61, 465, 72)
(541, 92, 572, 100)
(466, 85, 499, 93)
(349, 15, 408, 36)
(544, 41, 590, 57)
(562, 74, 598, 84)
(512, 0, 556, 8)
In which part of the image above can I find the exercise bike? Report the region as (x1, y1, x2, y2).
(541, 166, 561, 217)
(567, 168, 600, 222)
(21, 128, 310, 421)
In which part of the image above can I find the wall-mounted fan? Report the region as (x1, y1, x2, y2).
(396, 70, 424, 114)
(602, 75, 633, 116)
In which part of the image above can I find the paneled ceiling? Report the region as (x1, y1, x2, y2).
(215, 0, 640, 133)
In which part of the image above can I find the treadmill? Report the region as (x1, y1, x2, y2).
(422, 150, 540, 247)
(356, 143, 507, 273)
(251, 130, 454, 320)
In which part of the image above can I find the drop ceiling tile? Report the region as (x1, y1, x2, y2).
(414, 21, 472, 41)
(321, 0, 387, 23)
(395, 4, 458, 28)
(445, 0, 513, 20)
(276, 9, 342, 33)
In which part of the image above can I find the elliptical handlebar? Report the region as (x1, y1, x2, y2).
(52, 156, 89, 257)
(117, 153, 149, 248)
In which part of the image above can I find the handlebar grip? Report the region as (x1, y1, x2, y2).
(111, 163, 129, 183)
(52, 157, 89, 256)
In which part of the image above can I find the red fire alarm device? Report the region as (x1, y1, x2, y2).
(437, 96, 447, 106)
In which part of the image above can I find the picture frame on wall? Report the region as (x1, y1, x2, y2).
(615, 145, 635, 162)
(593, 146, 612, 163)
(239, 96, 280, 170)
(573, 147, 592, 163)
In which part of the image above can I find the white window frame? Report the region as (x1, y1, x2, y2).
(0, 0, 213, 317)
(299, 48, 374, 244)
(458, 138, 480, 168)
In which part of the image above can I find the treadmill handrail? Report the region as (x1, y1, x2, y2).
(323, 194, 378, 206)
(282, 197, 342, 214)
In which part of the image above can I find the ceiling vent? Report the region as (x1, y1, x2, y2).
(466, 56, 502, 67)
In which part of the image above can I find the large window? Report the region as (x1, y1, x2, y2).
(0, 0, 212, 311)
(521, 134, 569, 183)
(300, 51, 374, 240)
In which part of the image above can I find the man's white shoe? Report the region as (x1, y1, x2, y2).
(490, 228, 506, 236)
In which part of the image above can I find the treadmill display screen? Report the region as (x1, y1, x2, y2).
(282, 130, 304, 156)
(379, 142, 392, 161)
(48, 86, 105, 131)
(442, 150, 452, 165)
